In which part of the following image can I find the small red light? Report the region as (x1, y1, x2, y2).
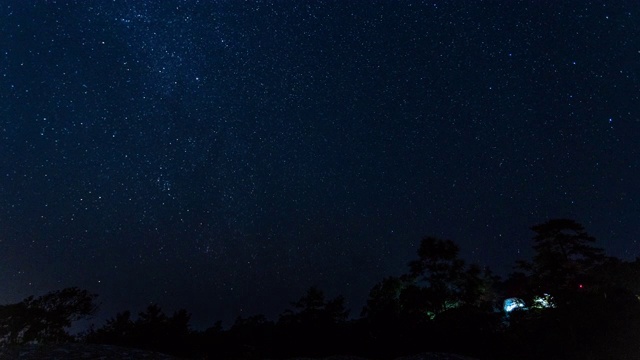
(579, 284, 583, 289)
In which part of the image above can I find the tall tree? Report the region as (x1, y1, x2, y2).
(519, 219, 606, 298)
(407, 237, 491, 317)
(361, 276, 406, 320)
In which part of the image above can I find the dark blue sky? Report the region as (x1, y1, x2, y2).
(1, 1, 639, 328)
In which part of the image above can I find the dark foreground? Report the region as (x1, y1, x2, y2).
(0, 345, 478, 360)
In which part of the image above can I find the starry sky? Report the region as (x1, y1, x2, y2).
(1, 1, 639, 329)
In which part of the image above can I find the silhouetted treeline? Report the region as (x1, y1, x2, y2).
(0, 287, 97, 345)
(2, 219, 640, 359)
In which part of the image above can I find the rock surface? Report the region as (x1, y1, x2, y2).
(1, 344, 478, 360)
(287, 353, 478, 360)
(394, 353, 479, 360)
(0, 343, 182, 359)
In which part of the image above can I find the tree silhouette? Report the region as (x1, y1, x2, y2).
(0, 287, 97, 345)
(0, 302, 29, 345)
(85, 310, 135, 347)
(279, 286, 349, 326)
(361, 276, 407, 320)
(226, 315, 275, 359)
(406, 237, 493, 318)
(6, 220, 626, 360)
(501, 220, 639, 359)
(276, 287, 350, 358)
(593, 257, 640, 295)
(86, 304, 193, 357)
(518, 219, 606, 300)
(459, 264, 501, 309)
(131, 304, 192, 356)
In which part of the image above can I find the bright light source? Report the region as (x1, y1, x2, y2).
(532, 293, 555, 309)
(503, 298, 526, 313)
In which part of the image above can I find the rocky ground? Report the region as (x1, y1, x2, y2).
(0, 344, 479, 360)
(0, 343, 183, 359)
(288, 355, 478, 360)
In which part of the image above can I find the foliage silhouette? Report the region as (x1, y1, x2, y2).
(361, 276, 406, 320)
(406, 237, 496, 318)
(279, 286, 349, 326)
(86, 310, 135, 347)
(274, 286, 351, 358)
(0, 287, 97, 345)
(516, 218, 607, 305)
(5, 219, 639, 360)
(86, 304, 193, 357)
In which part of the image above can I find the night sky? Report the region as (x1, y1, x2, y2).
(1, 1, 639, 329)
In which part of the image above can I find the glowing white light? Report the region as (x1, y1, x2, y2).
(503, 298, 526, 313)
(532, 293, 555, 309)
